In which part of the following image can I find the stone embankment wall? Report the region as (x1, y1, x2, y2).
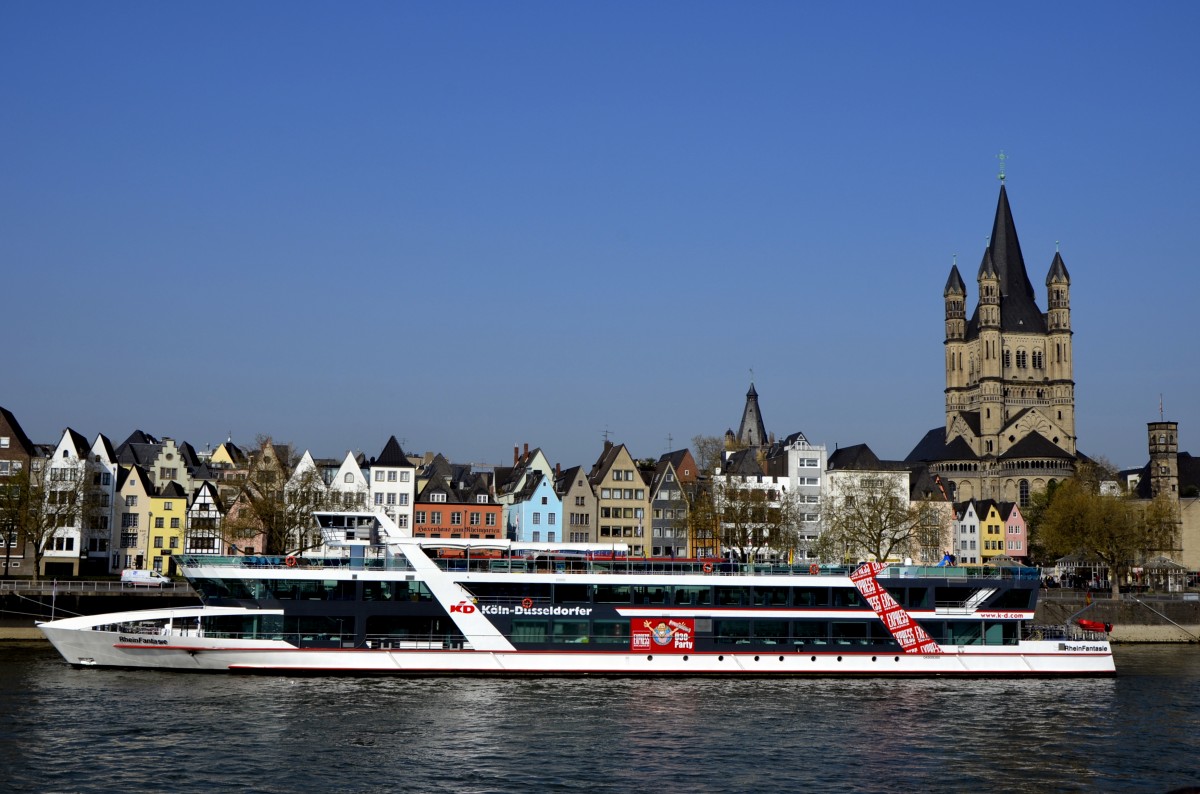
(1037, 596, 1200, 643)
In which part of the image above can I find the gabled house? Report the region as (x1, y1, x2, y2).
(40, 428, 92, 576)
(1001, 502, 1028, 560)
(186, 480, 225, 555)
(115, 465, 155, 570)
(149, 481, 188, 575)
(330, 451, 369, 510)
(368, 436, 416, 534)
(505, 472, 563, 543)
(952, 500, 982, 565)
(86, 434, 118, 574)
(413, 464, 502, 541)
(0, 405, 37, 576)
(589, 441, 652, 556)
(555, 465, 595, 543)
(650, 452, 695, 558)
(495, 444, 558, 541)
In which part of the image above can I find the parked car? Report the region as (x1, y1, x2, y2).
(120, 569, 171, 587)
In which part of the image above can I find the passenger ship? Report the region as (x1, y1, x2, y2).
(39, 512, 1114, 676)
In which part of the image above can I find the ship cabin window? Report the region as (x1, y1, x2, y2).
(591, 620, 630, 645)
(933, 586, 977, 608)
(792, 587, 830, 607)
(881, 585, 930, 609)
(552, 583, 589, 604)
(714, 620, 751, 644)
(593, 584, 631, 603)
(831, 588, 864, 608)
(990, 587, 1036, 610)
(511, 620, 547, 643)
(632, 585, 670, 605)
(832, 622, 870, 645)
(754, 620, 788, 643)
(716, 586, 750, 606)
(753, 586, 790, 606)
(792, 621, 828, 645)
(551, 620, 590, 643)
(671, 586, 713, 606)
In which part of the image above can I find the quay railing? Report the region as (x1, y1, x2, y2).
(0, 579, 195, 595)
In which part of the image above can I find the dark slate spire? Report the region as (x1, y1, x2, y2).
(1046, 251, 1070, 285)
(944, 264, 965, 296)
(375, 435, 408, 467)
(976, 247, 997, 279)
(737, 383, 768, 449)
(988, 184, 1046, 333)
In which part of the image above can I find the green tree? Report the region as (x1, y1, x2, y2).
(1036, 472, 1178, 598)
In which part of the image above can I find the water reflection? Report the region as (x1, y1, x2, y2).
(1, 644, 1199, 793)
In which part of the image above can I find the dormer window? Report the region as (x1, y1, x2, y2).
(476, 495, 487, 504)
(430, 493, 447, 503)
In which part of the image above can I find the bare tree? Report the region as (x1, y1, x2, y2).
(0, 459, 97, 579)
(223, 437, 338, 554)
(711, 479, 802, 563)
(817, 479, 945, 564)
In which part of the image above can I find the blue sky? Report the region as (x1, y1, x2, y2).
(2, 2, 1197, 471)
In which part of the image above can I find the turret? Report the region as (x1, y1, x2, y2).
(1148, 421, 1179, 499)
(944, 263, 966, 341)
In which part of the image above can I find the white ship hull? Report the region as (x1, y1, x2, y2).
(40, 608, 1114, 676)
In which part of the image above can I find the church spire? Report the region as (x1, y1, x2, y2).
(988, 184, 1046, 333)
(736, 382, 767, 449)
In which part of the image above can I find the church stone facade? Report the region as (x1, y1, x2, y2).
(907, 184, 1078, 506)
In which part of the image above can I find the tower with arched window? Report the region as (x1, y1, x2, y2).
(908, 183, 1078, 505)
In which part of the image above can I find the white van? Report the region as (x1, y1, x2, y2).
(120, 569, 172, 587)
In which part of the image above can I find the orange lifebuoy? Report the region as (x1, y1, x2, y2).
(808, 563, 820, 575)
(521, 597, 533, 609)
(285, 555, 297, 568)
(702, 562, 714, 574)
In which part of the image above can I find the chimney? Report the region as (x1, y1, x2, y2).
(524, 443, 529, 457)
(555, 463, 561, 478)
(514, 446, 519, 465)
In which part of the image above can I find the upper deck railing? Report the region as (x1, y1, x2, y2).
(176, 551, 1041, 581)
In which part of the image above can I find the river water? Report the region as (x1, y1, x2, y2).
(0, 642, 1197, 793)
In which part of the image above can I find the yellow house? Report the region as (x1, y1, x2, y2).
(150, 481, 188, 576)
(979, 501, 1005, 562)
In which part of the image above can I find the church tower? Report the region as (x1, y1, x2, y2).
(736, 382, 768, 449)
(910, 178, 1078, 505)
(1147, 421, 1179, 498)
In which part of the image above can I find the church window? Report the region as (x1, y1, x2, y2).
(1016, 350, 1027, 369)
(1033, 350, 1043, 369)
(1003, 350, 1011, 369)
(1018, 480, 1030, 507)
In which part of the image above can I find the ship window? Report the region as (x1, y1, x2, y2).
(792, 587, 829, 607)
(671, 586, 713, 606)
(511, 620, 548, 643)
(832, 622, 869, 645)
(754, 620, 788, 642)
(831, 588, 864, 608)
(552, 583, 589, 604)
(591, 620, 630, 645)
(632, 585, 669, 605)
(592, 584, 631, 603)
(791, 621, 828, 644)
(947, 621, 983, 646)
(714, 619, 751, 644)
(716, 586, 750, 606)
(752, 586, 790, 606)
(551, 620, 590, 643)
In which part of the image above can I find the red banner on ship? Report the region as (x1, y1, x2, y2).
(850, 562, 942, 655)
(631, 618, 695, 653)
